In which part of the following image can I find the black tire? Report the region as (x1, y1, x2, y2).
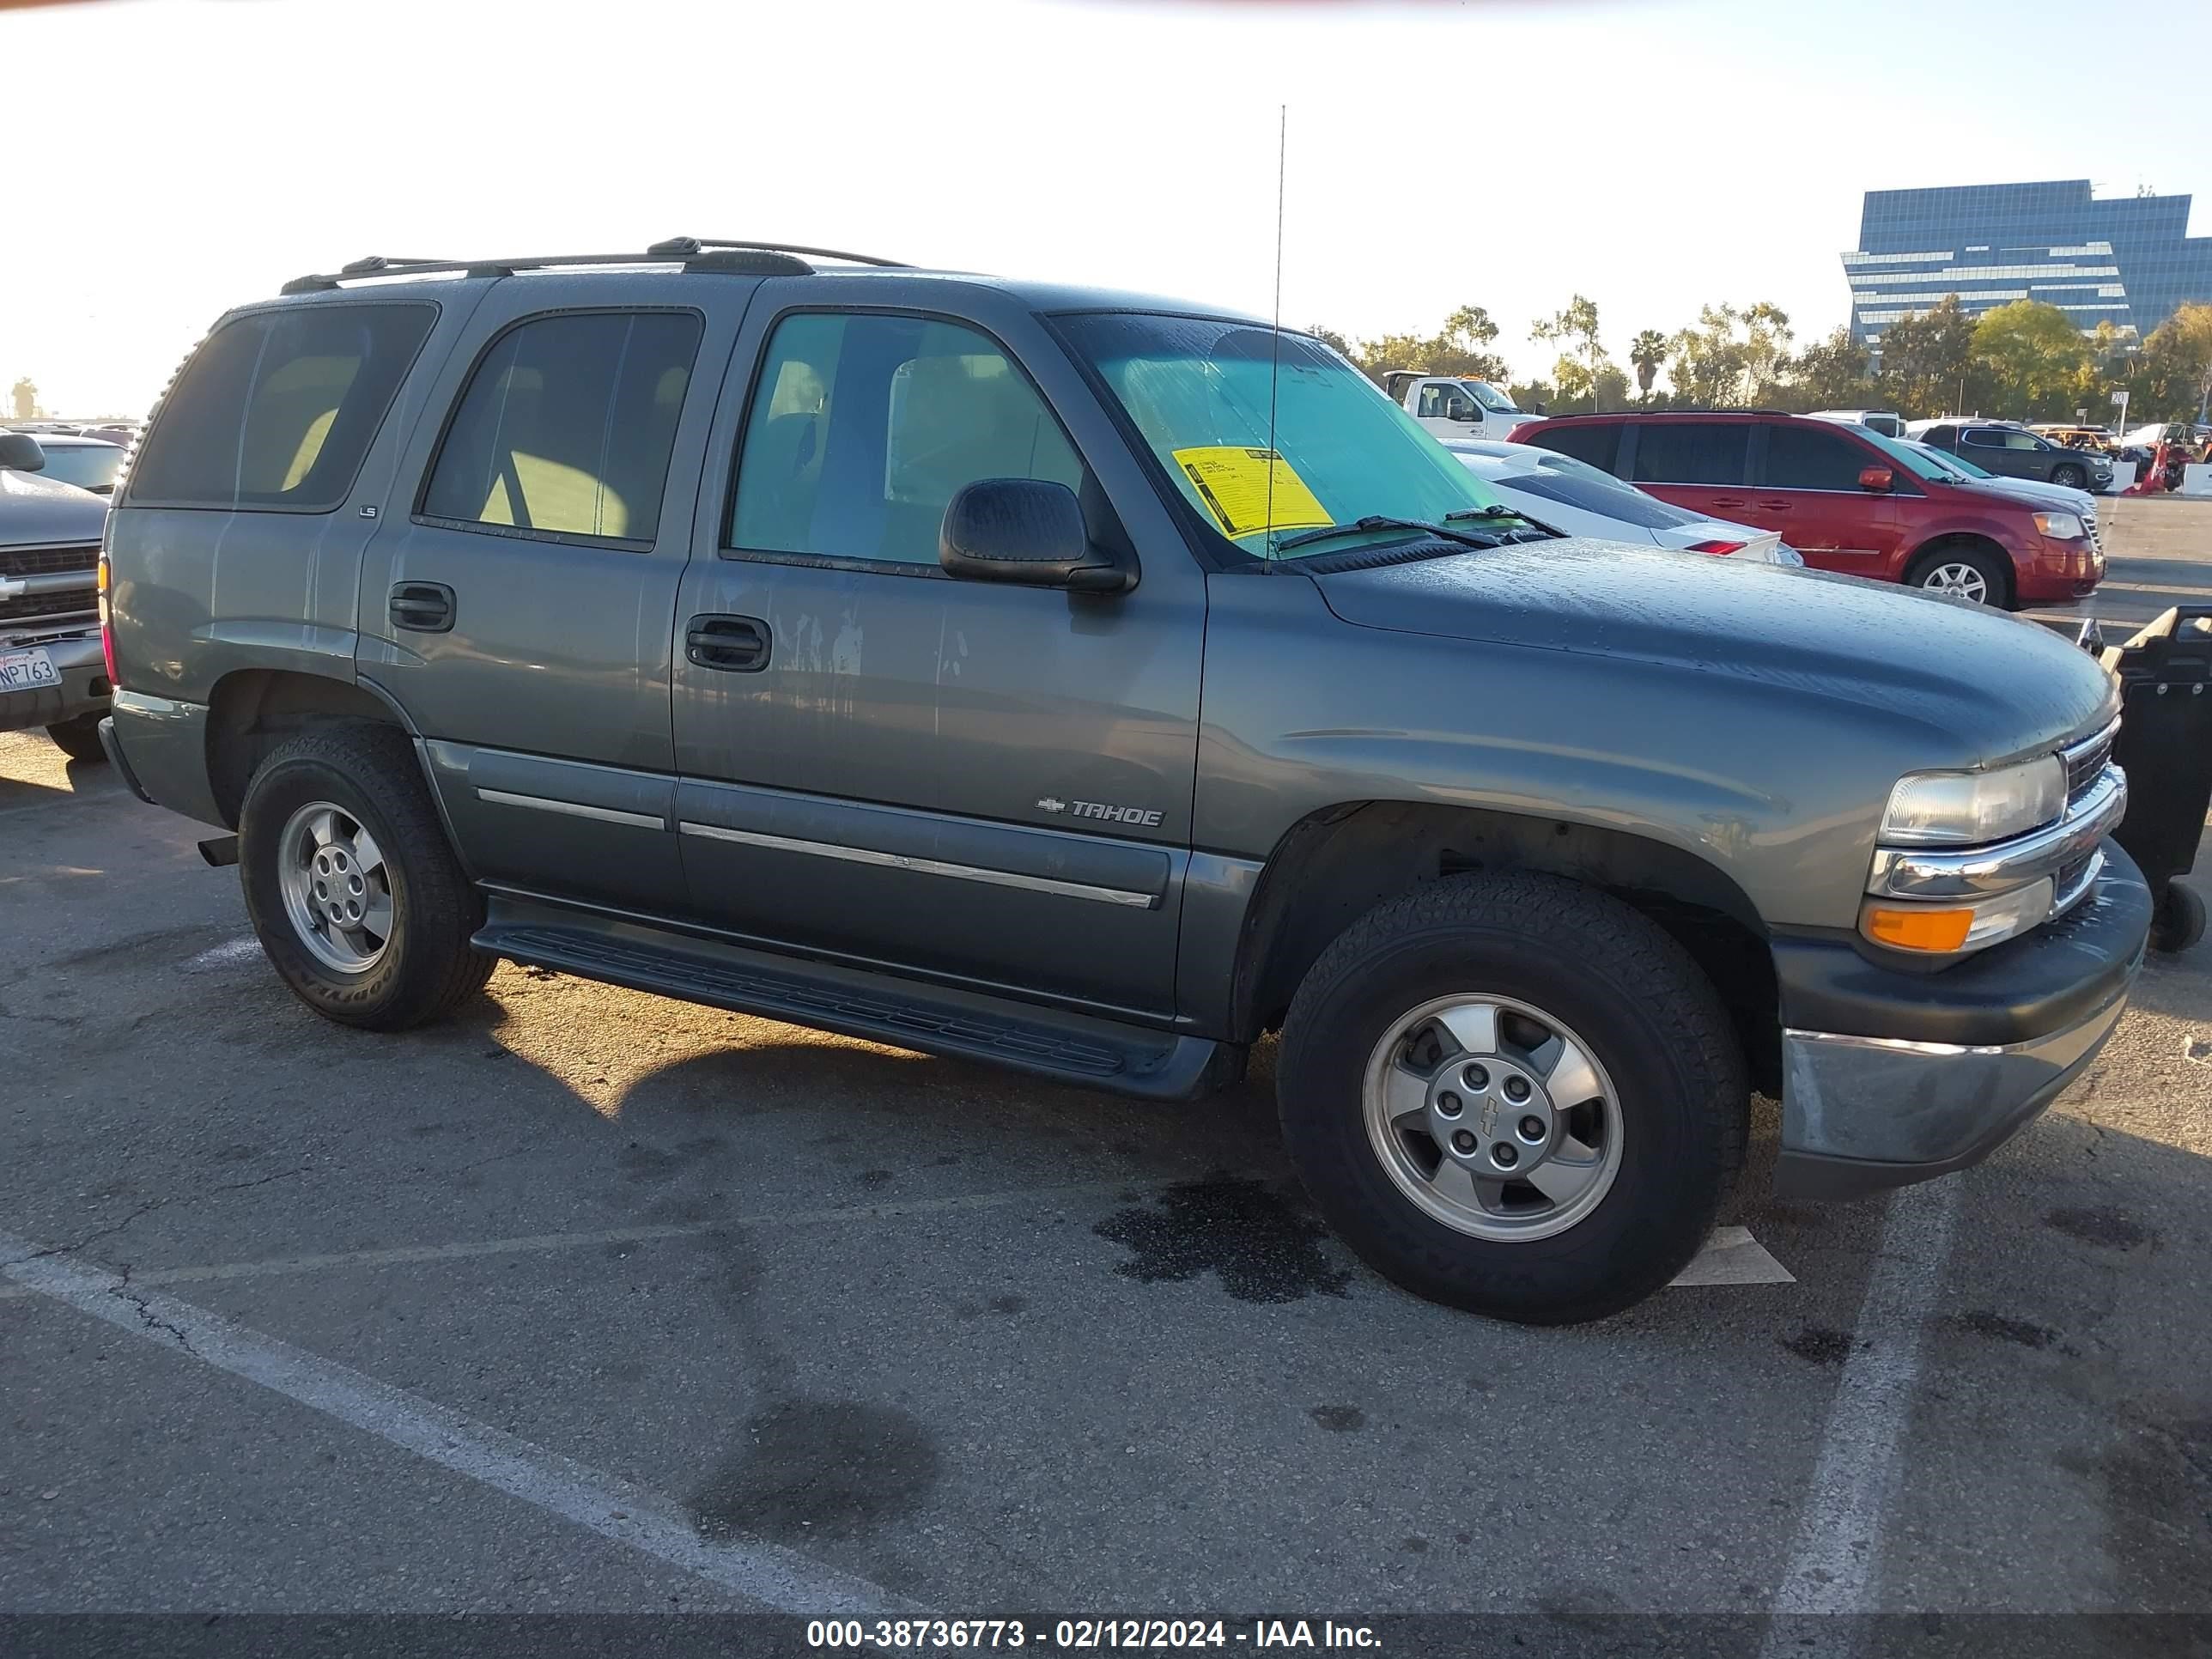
(46, 712, 108, 764)
(238, 722, 494, 1030)
(1277, 872, 1747, 1325)
(1906, 542, 2012, 609)
(2051, 463, 2087, 491)
(2150, 882, 2205, 955)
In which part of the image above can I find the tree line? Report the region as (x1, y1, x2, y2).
(1314, 296, 2212, 427)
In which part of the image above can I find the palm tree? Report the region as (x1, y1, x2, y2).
(1629, 332, 1668, 402)
(9, 377, 36, 422)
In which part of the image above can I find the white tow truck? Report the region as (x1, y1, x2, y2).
(1380, 370, 1539, 441)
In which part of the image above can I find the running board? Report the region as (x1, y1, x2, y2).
(473, 902, 1237, 1102)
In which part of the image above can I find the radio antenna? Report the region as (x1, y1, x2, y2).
(1264, 103, 1285, 553)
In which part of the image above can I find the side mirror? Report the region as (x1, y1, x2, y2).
(939, 478, 1133, 594)
(1857, 465, 1893, 492)
(1532, 402, 1547, 416)
(0, 433, 46, 472)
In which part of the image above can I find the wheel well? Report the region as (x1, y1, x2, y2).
(1904, 533, 2015, 605)
(1231, 801, 1780, 1095)
(205, 670, 405, 828)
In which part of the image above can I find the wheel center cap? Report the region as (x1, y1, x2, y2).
(1430, 1060, 1554, 1176)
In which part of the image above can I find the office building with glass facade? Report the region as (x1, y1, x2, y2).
(1842, 179, 2212, 347)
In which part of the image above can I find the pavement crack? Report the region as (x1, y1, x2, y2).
(36, 1164, 315, 1259)
(109, 1265, 194, 1354)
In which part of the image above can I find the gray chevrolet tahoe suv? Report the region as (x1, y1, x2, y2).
(99, 240, 2152, 1323)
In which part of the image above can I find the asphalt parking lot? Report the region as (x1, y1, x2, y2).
(3, 504, 2209, 1643)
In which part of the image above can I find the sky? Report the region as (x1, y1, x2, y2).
(5, 0, 2210, 416)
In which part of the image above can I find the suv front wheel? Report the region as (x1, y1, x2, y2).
(1277, 872, 1747, 1324)
(238, 724, 494, 1030)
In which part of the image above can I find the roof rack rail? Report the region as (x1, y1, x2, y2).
(279, 238, 908, 295)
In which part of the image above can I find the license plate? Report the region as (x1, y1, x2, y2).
(0, 647, 61, 691)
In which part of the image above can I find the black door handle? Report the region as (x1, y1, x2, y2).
(686, 614, 770, 672)
(389, 581, 455, 634)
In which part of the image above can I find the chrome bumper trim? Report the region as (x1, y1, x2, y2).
(1869, 763, 2126, 898)
(1779, 981, 2130, 1173)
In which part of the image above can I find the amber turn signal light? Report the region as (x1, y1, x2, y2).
(1863, 905, 1975, 953)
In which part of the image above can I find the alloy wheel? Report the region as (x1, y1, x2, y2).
(1362, 994, 1625, 1242)
(275, 800, 394, 975)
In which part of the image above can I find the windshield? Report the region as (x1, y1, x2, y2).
(1857, 429, 1955, 483)
(29, 445, 124, 491)
(1057, 313, 1516, 558)
(1466, 381, 1518, 413)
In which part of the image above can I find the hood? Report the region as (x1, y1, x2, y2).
(1942, 473, 2094, 514)
(1309, 538, 2116, 762)
(0, 466, 108, 546)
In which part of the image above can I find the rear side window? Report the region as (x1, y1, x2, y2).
(1631, 422, 1749, 486)
(1522, 422, 1621, 472)
(128, 303, 436, 511)
(422, 310, 703, 545)
(1504, 461, 1692, 529)
(728, 312, 1084, 566)
(1764, 423, 1870, 491)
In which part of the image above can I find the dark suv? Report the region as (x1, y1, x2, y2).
(1916, 421, 2113, 494)
(95, 241, 2148, 1324)
(1511, 410, 2104, 609)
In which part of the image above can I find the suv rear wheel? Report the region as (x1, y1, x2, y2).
(1907, 543, 2009, 607)
(1277, 872, 1747, 1324)
(238, 723, 494, 1030)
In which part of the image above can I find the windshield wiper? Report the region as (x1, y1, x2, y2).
(1274, 514, 1504, 554)
(1448, 503, 1559, 542)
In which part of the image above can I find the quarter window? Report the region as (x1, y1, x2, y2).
(1764, 424, 1869, 491)
(127, 303, 436, 511)
(729, 313, 1084, 566)
(421, 310, 702, 544)
(1630, 422, 1750, 486)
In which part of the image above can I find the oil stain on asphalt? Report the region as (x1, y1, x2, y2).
(1094, 1175, 1353, 1303)
(692, 1399, 942, 1544)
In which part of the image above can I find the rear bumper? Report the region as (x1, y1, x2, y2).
(1771, 842, 2151, 1200)
(103, 688, 224, 827)
(0, 629, 107, 734)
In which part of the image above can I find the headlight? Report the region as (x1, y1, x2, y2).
(1879, 756, 2067, 847)
(2033, 511, 2085, 540)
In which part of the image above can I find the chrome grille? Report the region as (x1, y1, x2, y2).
(2061, 720, 2118, 804)
(2082, 508, 2101, 557)
(0, 543, 98, 580)
(0, 588, 95, 626)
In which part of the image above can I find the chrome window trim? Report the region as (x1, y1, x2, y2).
(1869, 764, 2125, 899)
(475, 788, 665, 830)
(677, 821, 1159, 909)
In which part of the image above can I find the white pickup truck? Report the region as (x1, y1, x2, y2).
(1381, 371, 1539, 441)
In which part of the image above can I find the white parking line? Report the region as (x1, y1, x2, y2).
(0, 1230, 927, 1617)
(1763, 1178, 1962, 1636)
(1671, 1224, 1795, 1287)
(0, 1182, 1133, 1302)
(184, 936, 262, 970)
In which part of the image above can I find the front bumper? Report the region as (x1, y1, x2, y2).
(0, 629, 107, 734)
(1771, 842, 2152, 1200)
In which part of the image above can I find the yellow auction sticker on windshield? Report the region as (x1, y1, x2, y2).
(1170, 447, 1332, 539)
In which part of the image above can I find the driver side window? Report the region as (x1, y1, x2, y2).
(728, 313, 1085, 566)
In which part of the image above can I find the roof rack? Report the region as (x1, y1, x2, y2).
(279, 238, 909, 295)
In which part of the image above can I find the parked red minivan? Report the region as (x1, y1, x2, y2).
(1508, 411, 2103, 609)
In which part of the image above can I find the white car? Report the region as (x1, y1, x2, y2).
(1445, 439, 1802, 565)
